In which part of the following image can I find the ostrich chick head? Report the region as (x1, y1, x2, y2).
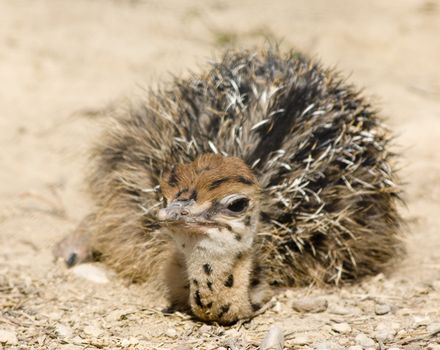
(159, 154, 263, 324)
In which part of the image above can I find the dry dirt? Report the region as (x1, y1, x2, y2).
(1, 0, 440, 349)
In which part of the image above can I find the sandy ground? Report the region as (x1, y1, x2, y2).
(1, 0, 440, 349)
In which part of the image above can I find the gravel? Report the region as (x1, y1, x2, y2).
(0, 329, 17, 345)
(355, 333, 376, 348)
(314, 341, 344, 350)
(260, 324, 284, 350)
(426, 322, 440, 334)
(291, 297, 328, 313)
(71, 263, 110, 284)
(374, 322, 396, 342)
(332, 322, 352, 334)
(292, 334, 310, 345)
(375, 303, 391, 315)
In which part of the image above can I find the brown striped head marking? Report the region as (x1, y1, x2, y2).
(158, 154, 260, 226)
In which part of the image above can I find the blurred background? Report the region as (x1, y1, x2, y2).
(1, 1, 439, 199)
(0, 0, 439, 348)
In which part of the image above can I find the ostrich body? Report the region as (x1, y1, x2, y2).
(55, 48, 403, 324)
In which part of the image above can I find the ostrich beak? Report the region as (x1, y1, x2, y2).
(158, 199, 196, 221)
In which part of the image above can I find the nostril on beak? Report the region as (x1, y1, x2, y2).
(169, 212, 179, 220)
(158, 199, 195, 221)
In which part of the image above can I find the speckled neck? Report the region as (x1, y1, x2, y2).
(185, 244, 255, 324)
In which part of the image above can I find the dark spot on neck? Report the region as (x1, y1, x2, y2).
(234, 233, 242, 241)
(194, 290, 204, 308)
(224, 274, 234, 288)
(217, 304, 230, 319)
(207, 281, 213, 291)
(251, 278, 260, 288)
(224, 224, 232, 231)
(203, 263, 212, 275)
(192, 279, 199, 287)
(244, 215, 252, 226)
(206, 301, 213, 308)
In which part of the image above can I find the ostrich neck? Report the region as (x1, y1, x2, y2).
(176, 230, 256, 324)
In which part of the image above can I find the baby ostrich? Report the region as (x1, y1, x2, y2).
(54, 47, 403, 325)
(159, 154, 262, 323)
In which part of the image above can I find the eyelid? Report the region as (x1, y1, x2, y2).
(220, 194, 249, 206)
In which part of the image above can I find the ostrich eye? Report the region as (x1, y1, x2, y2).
(227, 198, 249, 213)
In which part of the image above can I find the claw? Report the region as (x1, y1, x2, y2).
(53, 230, 93, 268)
(65, 252, 78, 267)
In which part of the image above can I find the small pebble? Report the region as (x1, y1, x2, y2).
(432, 280, 440, 291)
(47, 312, 63, 321)
(375, 303, 391, 315)
(273, 301, 283, 313)
(427, 323, 440, 333)
(374, 322, 396, 342)
(291, 297, 328, 313)
(120, 337, 139, 347)
(83, 325, 103, 338)
(355, 333, 375, 348)
(71, 336, 84, 344)
(404, 345, 422, 350)
(412, 315, 430, 327)
(165, 328, 178, 338)
(391, 322, 401, 330)
(59, 345, 82, 350)
(0, 330, 17, 345)
(314, 341, 344, 350)
(106, 309, 133, 322)
(56, 324, 74, 338)
(292, 335, 309, 345)
(338, 337, 349, 345)
(71, 263, 110, 284)
(328, 304, 361, 316)
(199, 324, 212, 334)
(332, 322, 352, 334)
(284, 290, 295, 298)
(396, 329, 407, 338)
(223, 328, 238, 337)
(260, 324, 284, 350)
(174, 345, 192, 350)
(397, 308, 412, 316)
